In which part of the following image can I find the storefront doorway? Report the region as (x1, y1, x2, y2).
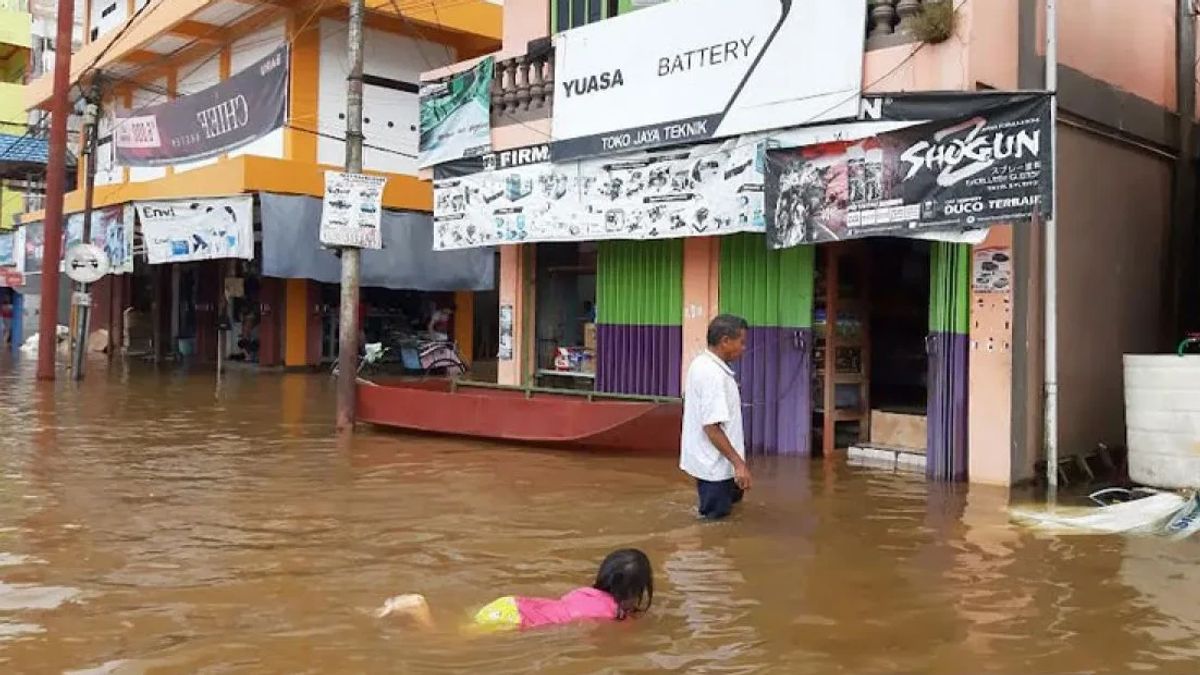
(813, 238, 970, 479)
(533, 242, 597, 389)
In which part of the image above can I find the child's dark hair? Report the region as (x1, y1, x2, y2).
(593, 548, 653, 619)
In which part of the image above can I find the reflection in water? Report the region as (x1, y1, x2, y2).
(0, 361, 1197, 673)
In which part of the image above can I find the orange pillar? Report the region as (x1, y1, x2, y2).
(284, 278, 309, 367)
(681, 237, 721, 391)
(497, 244, 526, 386)
(454, 290, 474, 365)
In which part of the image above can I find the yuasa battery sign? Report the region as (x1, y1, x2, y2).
(551, 0, 866, 162)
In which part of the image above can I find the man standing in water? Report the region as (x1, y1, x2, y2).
(681, 314, 751, 519)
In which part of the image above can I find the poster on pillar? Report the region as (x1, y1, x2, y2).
(549, 0, 865, 161)
(763, 95, 1053, 248)
(137, 196, 255, 265)
(419, 57, 494, 168)
(64, 204, 136, 275)
(319, 172, 387, 249)
(113, 46, 289, 167)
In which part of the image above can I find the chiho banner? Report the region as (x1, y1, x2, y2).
(550, 0, 865, 162)
(764, 95, 1054, 248)
(137, 197, 255, 265)
(419, 57, 494, 168)
(114, 46, 289, 167)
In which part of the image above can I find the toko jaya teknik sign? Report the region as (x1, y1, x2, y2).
(550, 0, 866, 162)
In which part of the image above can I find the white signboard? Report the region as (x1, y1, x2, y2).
(550, 0, 866, 161)
(64, 243, 110, 284)
(319, 171, 387, 249)
(137, 196, 255, 265)
(433, 139, 763, 250)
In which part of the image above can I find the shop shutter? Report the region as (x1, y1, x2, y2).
(927, 242, 971, 481)
(719, 234, 815, 456)
(595, 239, 682, 397)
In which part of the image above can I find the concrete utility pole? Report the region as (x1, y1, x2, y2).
(1043, 0, 1060, 496)
(71, 83, 101, 381)
(36, 0, 77, 380)
(336, 0, 366, 431)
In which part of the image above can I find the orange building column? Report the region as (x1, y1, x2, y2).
(497, 244, 526, 386)
(680, 237, 721, 391)
(454, 290, 475, 364)
(284, 278, 309, 367)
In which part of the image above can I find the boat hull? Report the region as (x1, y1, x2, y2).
(357, 380, 683, 453)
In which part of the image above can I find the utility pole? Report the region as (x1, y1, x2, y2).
(37, 0, 77, 380)
(1172, 0, 1197, 337)
(71, 82, 101, 381)
(1043, 0, 1060, 497)
(336, 0, 366, 431)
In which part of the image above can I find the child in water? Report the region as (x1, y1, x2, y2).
(379, 549, 653, 631)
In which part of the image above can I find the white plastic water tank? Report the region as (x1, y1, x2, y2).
(1124, 354, 1200, 489)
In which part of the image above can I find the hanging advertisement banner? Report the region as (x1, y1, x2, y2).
(419, 57, 494, 168)
(0, 232, 14, 267)
(21, 222, 44, 275)
(434, 94, 1046, 250)
(550, 0, 865, 162)
(64, 204, 136, 275)
(319, 171, 387, 249)
(114, 46, 289, 167)
(764, 95, 1053, 248)
(137, 196, 255, 265)
(433, 139, 762, 250)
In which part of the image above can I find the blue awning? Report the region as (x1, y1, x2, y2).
(0, 133, 76, 176)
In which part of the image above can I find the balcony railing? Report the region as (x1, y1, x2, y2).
(491, 49, 554, 125)
(485, 0, 929, 123)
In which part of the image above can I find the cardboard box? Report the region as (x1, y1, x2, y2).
(869, 410, 927, 451)
(583, 322, 597, 350)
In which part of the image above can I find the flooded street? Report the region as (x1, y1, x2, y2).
(0, 361, 1197, 674)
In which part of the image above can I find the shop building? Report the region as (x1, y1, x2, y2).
(423, 0, 1198, 487)
(17, 0, 502, 367)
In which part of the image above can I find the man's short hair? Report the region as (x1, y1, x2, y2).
(707, 314, 749, 347)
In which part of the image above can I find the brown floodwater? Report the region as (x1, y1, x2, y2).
(0, 358, 1198, 674)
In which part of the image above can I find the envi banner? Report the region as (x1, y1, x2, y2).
(114, 46, 289, 167)
(550, 0, 865, 162)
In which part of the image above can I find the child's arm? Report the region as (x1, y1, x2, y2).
(377, 594, 436, 629)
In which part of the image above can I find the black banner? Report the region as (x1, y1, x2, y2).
(765, 94, 1053, 248)
(114, 46, 289, 167)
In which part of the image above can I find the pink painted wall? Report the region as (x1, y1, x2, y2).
(1040, 0, 1176, 110)
(967, 0, 1019, 90)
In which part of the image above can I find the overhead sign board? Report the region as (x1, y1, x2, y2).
(419, 57, 494, 168)
(550, 0, 866, 162)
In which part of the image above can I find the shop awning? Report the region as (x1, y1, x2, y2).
(260, 193, 494, 292)
(0, 133, 76, 180)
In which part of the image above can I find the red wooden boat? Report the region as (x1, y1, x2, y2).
(356, 379, 683, 453)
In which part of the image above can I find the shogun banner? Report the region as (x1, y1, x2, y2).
(419, 57, 494, 168)
(114, 46, 289, 167)
(550, 0, 865, 162)
(765, 95, 1053, 248)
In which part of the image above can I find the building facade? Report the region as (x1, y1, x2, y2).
(18, 0, 502, 366)
(424, 0, 1198, 487)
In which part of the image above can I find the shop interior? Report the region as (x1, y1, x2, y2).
(813, 239, 931, 454)
(319, 284, 465, 374)
(533, 242, 597, 389)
